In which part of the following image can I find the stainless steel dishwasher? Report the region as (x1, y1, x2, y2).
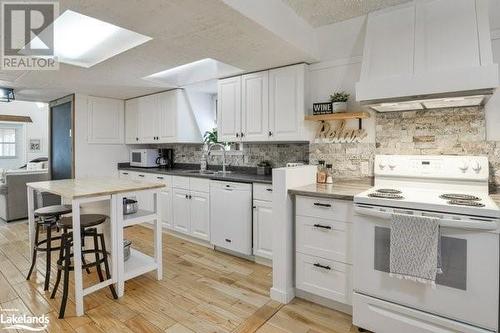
(210, 180, 252, 255)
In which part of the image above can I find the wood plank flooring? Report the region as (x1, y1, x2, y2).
(0, 221, 357, 333)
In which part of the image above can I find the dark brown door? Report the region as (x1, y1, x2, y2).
(50, 98, 73, 180)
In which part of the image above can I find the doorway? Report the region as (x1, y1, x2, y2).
(49, 95, 74, 180)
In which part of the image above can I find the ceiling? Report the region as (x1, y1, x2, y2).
(2, 0, 315, 102)
(282, 0, 412, 27)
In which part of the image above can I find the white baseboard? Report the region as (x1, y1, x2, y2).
(295, 289, 352, 315)
(270, 287, 295, 304)
(254, 256, 272, 267)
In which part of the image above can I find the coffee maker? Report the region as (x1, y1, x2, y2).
(156, 148, 174, 169)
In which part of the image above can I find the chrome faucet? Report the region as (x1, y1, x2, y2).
(207, 143, 227, 174)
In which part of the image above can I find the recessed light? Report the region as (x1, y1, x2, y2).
(144, 58, 244, 87)
(27, 10, 152, 68)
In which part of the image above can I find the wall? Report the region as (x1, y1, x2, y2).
(74, 94, 129, 178)
(158, 143, 309, 168)
(0, 101, 48, 170)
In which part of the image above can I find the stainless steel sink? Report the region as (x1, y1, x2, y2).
(181, 170, 217, 175)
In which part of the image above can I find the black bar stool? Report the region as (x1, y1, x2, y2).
(51, 214, 117, 318)
(27, 205, 72, 291)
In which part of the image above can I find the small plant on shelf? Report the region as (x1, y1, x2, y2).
(203, 128, 218, 144)
(330, 91, 350, 112)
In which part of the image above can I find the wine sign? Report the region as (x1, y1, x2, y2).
(316, 120, 367, 143)
(312, 102, 333, 115)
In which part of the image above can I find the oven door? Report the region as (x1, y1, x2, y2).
(353, 204, 499, 331)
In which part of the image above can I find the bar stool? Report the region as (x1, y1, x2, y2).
(51, 214, 117, 318)
(27, 205, 72, 291)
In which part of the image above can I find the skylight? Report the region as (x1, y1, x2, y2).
(144, 58, 244, 87)
(37, 10, 152, 68)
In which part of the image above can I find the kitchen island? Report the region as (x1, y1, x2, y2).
(26, 178, 165, 316)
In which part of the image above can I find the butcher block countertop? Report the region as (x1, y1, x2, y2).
(289, 178, 373, 201)
(27, 178, 165, 199)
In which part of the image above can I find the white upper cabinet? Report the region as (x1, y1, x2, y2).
(125, 99, 139, 144)
(125, 89, 202, 144)
(241, 72, 269, 141)
(87, 96, 124, 144)
(268, 64, 308, 141)
(217, 76, 241, 142)
(217, 63, 311, 143)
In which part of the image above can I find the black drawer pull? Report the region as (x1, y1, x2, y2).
(313, 263, 331, 270)
(313, 224, 332, 230)
(313, 203, 331, 208)
(138, 174, 145, 177)
(225, 238, 232, 243)
(266, 188, 272, 192)
(122, 172, 129, 175)
(157, 177, 164, 179)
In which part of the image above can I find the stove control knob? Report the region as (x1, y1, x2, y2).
(379, 162, 386, 170)
(388, 161, 396, 170)
(459, 161, 469, 173)
(472, 161, 482, 174)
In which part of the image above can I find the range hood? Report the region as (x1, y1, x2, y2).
(356, 0, 499, 112)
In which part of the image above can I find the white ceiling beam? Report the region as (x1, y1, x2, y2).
(222, 0, 319, 62)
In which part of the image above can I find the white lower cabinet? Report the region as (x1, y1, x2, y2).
(172, 176, 210, 241)
(295, 195, 353, 305)
(253, 200, 273, 259)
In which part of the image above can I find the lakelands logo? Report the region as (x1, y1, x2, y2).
(0, 309, 49, 331)
(1, 1, 59, 70)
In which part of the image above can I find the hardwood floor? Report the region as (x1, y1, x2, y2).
(0, 221, 357, 333)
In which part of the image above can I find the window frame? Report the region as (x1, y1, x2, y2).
(0, 126, 18, 159)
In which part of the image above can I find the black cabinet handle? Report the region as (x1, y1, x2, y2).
(185, 194, 188, 199)
(313, 224, 332, 230)
(157, 176, 164, 180)
(313, 203, 331, 208)
(136, 137, 139, 141)
(266, 188, 272, 192)
(138, 174, 145, 177)
(313, 263, 331, 270)
(240, 132, 244, 138)
(225, 238, 232, 243)
(122, 172, 129, 175)
(236, 133, 239, 138)
(268, 131, 273, 137)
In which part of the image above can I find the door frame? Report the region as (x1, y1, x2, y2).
(48, 94, 75, 179)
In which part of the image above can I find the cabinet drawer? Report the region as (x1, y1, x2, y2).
(144, 174, 172, 191)
(211, 180, 252, 191)
(296, 196, 352, 222)
(296, 252, 352, 305)
(190, 177, 210, 193)
(119, 170, 132, 178)
(253, 183, 273, 201)
(173, 176, 190, 189)
(296, 216, 352, 264)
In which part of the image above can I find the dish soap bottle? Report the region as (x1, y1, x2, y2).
(316, 160, 327, 184)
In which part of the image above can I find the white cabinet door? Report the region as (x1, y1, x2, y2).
(157, 91, 176, 142)
(159, 190, 173, 229)
(189, 191, 210, 241)
(130, 172, 154, 212)
(172, 188, 190, 234)
(217, 76, 241, 142)
(125, 99, 139, 144)
(268, 64, 305, 141)
(360, 2, 415, 81)
(241, 71, 269, 141)
(253, 200, 273, 260)
(138, 94, 159, 143)
(87, 96, 124, 144)
(414, 0, 480, 73)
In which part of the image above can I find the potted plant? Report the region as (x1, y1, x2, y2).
(330, 91, 350, 113)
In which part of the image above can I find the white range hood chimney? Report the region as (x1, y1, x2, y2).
(355, 0, 498, 112)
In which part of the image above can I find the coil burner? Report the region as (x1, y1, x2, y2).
(447, 199, 485, 207)
(440, 194, 481, 201)
(368, 193, 404, 200)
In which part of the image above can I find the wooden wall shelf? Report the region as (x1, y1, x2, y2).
(304, 112, 370, 122)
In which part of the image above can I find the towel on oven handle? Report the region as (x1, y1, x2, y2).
(390, 213, 442, 286)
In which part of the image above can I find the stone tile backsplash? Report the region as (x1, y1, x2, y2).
(309, 106, 500, 188)
(162, 143, 309, 168)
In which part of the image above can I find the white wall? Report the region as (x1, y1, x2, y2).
(74, 94, 129, 178)
(0, 101, 48, 170)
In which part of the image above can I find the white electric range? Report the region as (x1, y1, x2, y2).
(353, 155, 500, 333)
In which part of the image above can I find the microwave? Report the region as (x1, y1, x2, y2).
(130, 149, 158, 168)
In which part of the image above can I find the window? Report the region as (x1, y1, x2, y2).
(0, 128, 16, 158)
